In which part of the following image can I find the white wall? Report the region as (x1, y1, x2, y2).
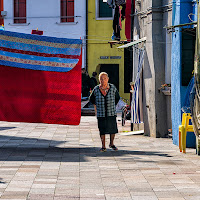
(3, 0, 86, 67)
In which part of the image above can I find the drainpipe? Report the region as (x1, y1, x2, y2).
(131, 0, 135, 42)
(86, 0, 88, 70)
(130, 0, 135, 131)
(172, 1, 176, 26)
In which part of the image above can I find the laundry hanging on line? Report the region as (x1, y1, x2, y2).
(104, 0, 126, 41)
(112, 3, 126, 41)
(106, 0, 126, 7)
(115, 0, 126, 6)
(112, 5, 121, 41)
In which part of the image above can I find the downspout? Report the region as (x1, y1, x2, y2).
(86, 0, 88, 70)
(172, 1, 176, 26)
(131, 0, 135, 42)
(130, 0, 135, 131)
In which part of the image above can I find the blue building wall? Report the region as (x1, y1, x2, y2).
(171, 0, 197, 146)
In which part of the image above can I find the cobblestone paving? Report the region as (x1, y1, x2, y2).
(0, 116, 199, 200)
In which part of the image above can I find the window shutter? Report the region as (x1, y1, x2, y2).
(61, 0, 67, 22)
(14, 0, 19, 23)
(0, 0, 3, 25)
(67, 0, 74, 22)
(61, 0, 74, 23)
(19, 0, 26, 23)
(14, 0, 26, 23)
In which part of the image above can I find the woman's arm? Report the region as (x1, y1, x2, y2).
(94, 105, 97, 116)
(89, 89, 97, 115)
(115, 90, 120, 105)
(89, 89, 95, 104)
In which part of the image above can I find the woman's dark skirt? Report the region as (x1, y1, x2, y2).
(97, 116, 118, 135)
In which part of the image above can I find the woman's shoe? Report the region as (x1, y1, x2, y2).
(109, 145, 118, 151)
(100, 147, 107, 152)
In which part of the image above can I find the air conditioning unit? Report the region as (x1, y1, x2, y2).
(1, 11, 7, 17)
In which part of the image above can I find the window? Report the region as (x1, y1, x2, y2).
(97, 0, 113, 19)
(61, 0, 74, 23)
(14, 0, 26, 24)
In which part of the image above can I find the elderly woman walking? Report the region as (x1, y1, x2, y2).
(89, 72, 120, 152)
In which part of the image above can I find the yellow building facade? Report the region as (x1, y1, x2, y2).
(87, 0, 129, 100)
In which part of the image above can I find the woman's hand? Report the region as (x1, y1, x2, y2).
(94, 105, 97, 116)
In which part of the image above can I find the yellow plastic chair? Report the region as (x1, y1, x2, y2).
(179, 113, 194, 153)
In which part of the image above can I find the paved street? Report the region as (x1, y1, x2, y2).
(0, 116, 199, 200)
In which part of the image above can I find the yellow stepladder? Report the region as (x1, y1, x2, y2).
(179, 113, 194, 153)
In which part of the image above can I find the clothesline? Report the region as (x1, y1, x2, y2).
(1, 25, 172, 44)
(0, 27, 172, 43)
(3, 25, 124, 39)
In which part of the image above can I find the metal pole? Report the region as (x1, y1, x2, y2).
(130, 0, 135, 131)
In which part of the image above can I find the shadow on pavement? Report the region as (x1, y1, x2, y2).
(0, 134, 64, 145)
(0, 178, 5, 184)
(0, 134, 172, 162)
(0, 127, 16, 131)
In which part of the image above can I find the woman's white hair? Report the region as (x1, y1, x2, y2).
(99, 72, 109, 80)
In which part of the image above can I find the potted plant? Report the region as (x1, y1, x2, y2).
(158, 84, 171, 95)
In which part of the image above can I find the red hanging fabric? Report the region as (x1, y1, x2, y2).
(125, 0, 132, 41)
(0, 31, 82, 125)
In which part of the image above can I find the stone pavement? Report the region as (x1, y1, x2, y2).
(0, 116, 199, 200)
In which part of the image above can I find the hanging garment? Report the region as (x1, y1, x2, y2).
(119, 6, 122, 29)
(121, 3, 126, 20)
(113, 6, 121, 41)
(115, 0, 126, 6)
(107, 0, 115, 8)
(111, 31, 116, 40)
(125, 0, 131, 40)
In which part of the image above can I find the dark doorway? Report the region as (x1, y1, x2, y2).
(124, 48, 133, 93)
(100, 64, 119, 90)
(181, 29, 196, 86)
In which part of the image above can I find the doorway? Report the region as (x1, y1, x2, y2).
(100, 64, 119, 90)
(181, 29, 196, 86)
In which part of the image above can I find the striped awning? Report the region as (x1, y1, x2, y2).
(131, 48, 145, 124)
(117, 37, 146, 49)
